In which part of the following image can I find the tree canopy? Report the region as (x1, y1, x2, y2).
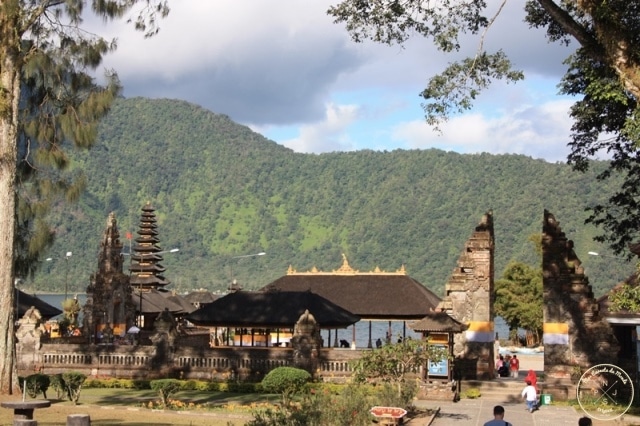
(495, 260, 543, 345)
(0, 0, 168, 394)
(328, 0, 640, 256)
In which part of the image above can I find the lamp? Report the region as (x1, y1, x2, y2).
(229, 252, 266, 292)
(46, 251, 72, 300)
(64, 251, 72, 300)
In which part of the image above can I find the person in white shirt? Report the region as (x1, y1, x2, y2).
(522, 380, 538, 412)
(483, 405, 512, 426)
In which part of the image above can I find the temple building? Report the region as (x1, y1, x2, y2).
(260, 255, 441, 348)
(84, 204, 186, 344)
(83, 212, 135, 340)
(128, 203, 187, 329)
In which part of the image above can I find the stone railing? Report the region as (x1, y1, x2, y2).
(21, 343, 367, 381)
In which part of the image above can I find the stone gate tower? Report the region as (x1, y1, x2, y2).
(542, 210, 618, 378)
(439, 211, 495, 379)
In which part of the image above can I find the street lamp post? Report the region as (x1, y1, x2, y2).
(46, 251, 72, 300)
(228, 252, 266, 292)
(64, 251, 72, 300)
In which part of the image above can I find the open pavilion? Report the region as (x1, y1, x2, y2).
(259, 255, 442, 348)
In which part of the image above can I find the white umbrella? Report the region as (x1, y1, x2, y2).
(127, 326, 140, 334)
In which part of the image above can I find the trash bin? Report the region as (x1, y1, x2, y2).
(540, 394, 552, 405)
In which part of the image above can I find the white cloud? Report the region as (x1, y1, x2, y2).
(90, 1, 580, 161)
(273, 103, 361, 153)
(392, 99, 575, 162)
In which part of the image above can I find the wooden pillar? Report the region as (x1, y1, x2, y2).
(367, 321, 373, 348)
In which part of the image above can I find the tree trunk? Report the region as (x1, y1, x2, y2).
(540, 0, 640, 101)
(0, 2, 21, 394)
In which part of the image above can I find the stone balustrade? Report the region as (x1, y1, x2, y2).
(19, 343, 364, 381)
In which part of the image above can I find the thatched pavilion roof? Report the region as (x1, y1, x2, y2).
(132, 288, 185, 315)
(186, 290, 360, 329)
(16, 290, 62, 320)
(259, 256, 441, 320)
(409, 312, 468, 333)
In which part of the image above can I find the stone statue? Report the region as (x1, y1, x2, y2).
(290, 309, 323, 375)
(151, 308, 178, 348)
(16, 307, 44, 350)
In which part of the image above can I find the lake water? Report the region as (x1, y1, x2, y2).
(334, 316, 512, 348)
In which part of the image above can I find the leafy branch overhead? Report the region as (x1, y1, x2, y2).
(329, 0, 640, 255)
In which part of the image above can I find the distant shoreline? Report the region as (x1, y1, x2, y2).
(499, 347, 544, 356)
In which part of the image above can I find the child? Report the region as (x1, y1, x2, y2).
(521, 380, 537, 413)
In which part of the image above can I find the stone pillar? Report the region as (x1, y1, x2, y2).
(438, 211, 495, 380)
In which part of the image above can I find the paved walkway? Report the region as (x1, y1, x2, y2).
(421, 399, 582, 425)
(412, 398, 639, 426)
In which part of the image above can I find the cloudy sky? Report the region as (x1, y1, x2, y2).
(97, 0, 577, 162)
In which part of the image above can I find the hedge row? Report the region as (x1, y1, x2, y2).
(82, 377, 263, 393)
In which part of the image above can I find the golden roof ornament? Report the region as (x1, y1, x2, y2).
(286, 254, 407, 276)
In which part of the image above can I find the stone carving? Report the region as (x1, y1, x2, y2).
(84, 212, 134, 342)
(151, 308, 179, 348)
(16, 307, 45, 351)
(290, 309, 323, 374)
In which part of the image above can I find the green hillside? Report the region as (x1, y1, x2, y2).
(30, 97, 633, 298)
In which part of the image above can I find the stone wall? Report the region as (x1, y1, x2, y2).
(21, 342, 362, 382)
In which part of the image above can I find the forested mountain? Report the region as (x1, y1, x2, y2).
(31, 97, 633, 298)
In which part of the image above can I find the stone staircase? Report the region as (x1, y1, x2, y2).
(460, 378, 575, 404)
(461, 379, 527, 404)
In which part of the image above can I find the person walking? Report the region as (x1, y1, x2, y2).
(578, 417, 593, 426)
(510, 354, 520, 378)
(495, 355, 502, 378)
(483, 405, 512, 426)
(522, 380, 538, 413)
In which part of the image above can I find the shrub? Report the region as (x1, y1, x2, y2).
(180, 380, 198, 391)
(150, 379, 181, 408)
(18, 374, 50, 399)
(61, 372, 87, 405)
(227, 381, 258, 393)
(248, 382, 377, 426)
(261, 367, 311, 406)
(317, 383, 374, 426)
(376, 381, 416, 409)
(49, 374, 65, 399)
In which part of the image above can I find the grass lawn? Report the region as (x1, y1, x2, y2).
(0, 388, 280, 425)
